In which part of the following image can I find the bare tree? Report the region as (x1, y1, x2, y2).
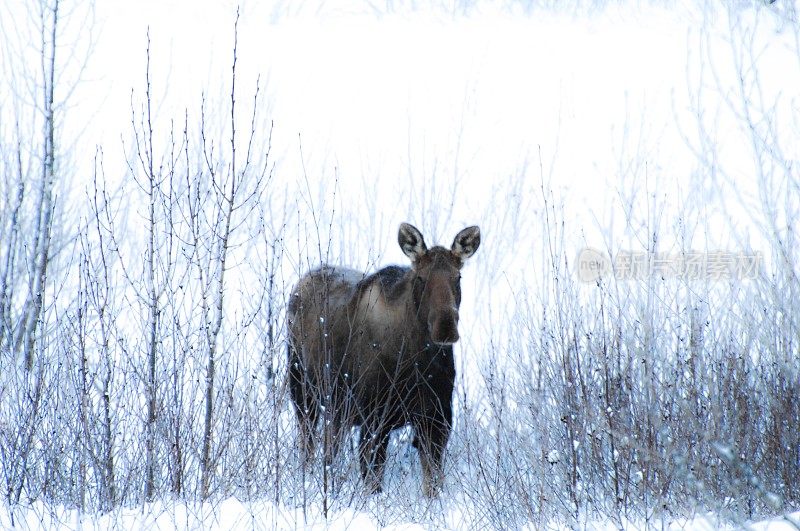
(196, 10, 271, 499)
(0, 0, 94, 511)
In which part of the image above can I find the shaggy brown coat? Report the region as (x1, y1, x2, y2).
(287, 223, 480, 497)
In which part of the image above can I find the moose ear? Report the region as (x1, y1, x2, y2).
(398, 222, 427, 263)
(451, 226, 481, 263)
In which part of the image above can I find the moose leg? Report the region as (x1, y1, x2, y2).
(288, 355, 319, 463)
(414, 414, 451, 497)
(359, 426, 391, 495)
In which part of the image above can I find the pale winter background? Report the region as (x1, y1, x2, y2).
(0, 0, 798, 529)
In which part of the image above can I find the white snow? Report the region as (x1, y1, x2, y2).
(3, 499, 799, 530)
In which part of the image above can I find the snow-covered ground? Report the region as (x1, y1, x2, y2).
(2, 498, 799, 530)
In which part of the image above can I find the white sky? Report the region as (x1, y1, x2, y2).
(79, 2, 691, 218)
(2, 0, 797, 295)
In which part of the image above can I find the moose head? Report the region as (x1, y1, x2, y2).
(398, 223, 481, 345)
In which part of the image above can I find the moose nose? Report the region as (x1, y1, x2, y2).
(429, 309, 460, 345)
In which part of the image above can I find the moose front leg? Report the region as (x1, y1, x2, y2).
(416, 422, 449, 497)
(358, 426, 391, 494)
(414, 411, 452, 497)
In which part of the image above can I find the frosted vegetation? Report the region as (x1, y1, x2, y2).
(0, 0, 798, 528)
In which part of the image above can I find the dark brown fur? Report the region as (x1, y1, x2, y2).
(287, 223, 480, 497)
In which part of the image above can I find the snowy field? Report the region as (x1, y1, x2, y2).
(1, 0, 799, 529)
(2, 498, 800, 530)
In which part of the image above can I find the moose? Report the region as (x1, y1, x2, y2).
(287, 222, 481, 497)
